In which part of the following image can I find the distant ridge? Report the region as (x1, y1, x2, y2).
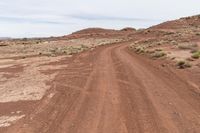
(150, 14, 200, 29)
(71, 28, 117, 35)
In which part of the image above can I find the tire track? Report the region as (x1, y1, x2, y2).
(113, 44, 200, 132)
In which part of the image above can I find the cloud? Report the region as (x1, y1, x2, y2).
(0, 16, 66, 25)
(68, 14, 161, 22)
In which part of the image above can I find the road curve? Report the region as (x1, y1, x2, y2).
(5, 43, 200, 133)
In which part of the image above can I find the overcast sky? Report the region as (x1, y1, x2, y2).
(0, 0, 200, 37)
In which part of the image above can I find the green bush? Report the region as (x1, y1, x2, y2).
(176, 60, 191, 69)
(191, 51, 200, 59)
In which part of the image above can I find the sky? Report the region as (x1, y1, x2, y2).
(0, 0, 200, 38)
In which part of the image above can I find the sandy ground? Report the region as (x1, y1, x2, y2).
(0, 42, 199, 133)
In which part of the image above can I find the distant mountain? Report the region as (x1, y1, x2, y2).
(71, 28, 118, 35)
(61, 27, 136, 40)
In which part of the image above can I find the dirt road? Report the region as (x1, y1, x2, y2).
(4, 43, 200, 133)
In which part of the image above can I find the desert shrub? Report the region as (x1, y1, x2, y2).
(152, 51, 166, 58)
(155, 48, 163, 52)
(178, 43, 198, 50)
(68, 47, 80, 54)
(171, 40, 178, 45)
(68, 45, 90, 54)
(81, 44, 89, 50)
(164, 32, 174, 35)
(176, 60, 191, 69)
(146, 50, 155, 54)
(196, 33, 200, 36)
(157, 42, 162, 45)
(50, 48, 57, 53)
(135, 46, 145, 53)
(191, 51, 200, 59)
(129, 44, 135, 49)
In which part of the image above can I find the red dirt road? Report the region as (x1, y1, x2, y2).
(4, 43, 200, 133)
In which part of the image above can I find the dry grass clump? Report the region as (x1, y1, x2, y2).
(195, 33, 200, 36)
(145, 49, 155, 54)
(178, 43, 198, 50)
(59, 45, 89, 55)
(171, 40, 178, 45)
(176, 60, 191, 69)
(152, 51, 166, 58)
(134, 46, 145, 53)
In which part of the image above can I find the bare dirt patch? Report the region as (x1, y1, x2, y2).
(0, 115, 25, 127)
(0, 56, 67, 103)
